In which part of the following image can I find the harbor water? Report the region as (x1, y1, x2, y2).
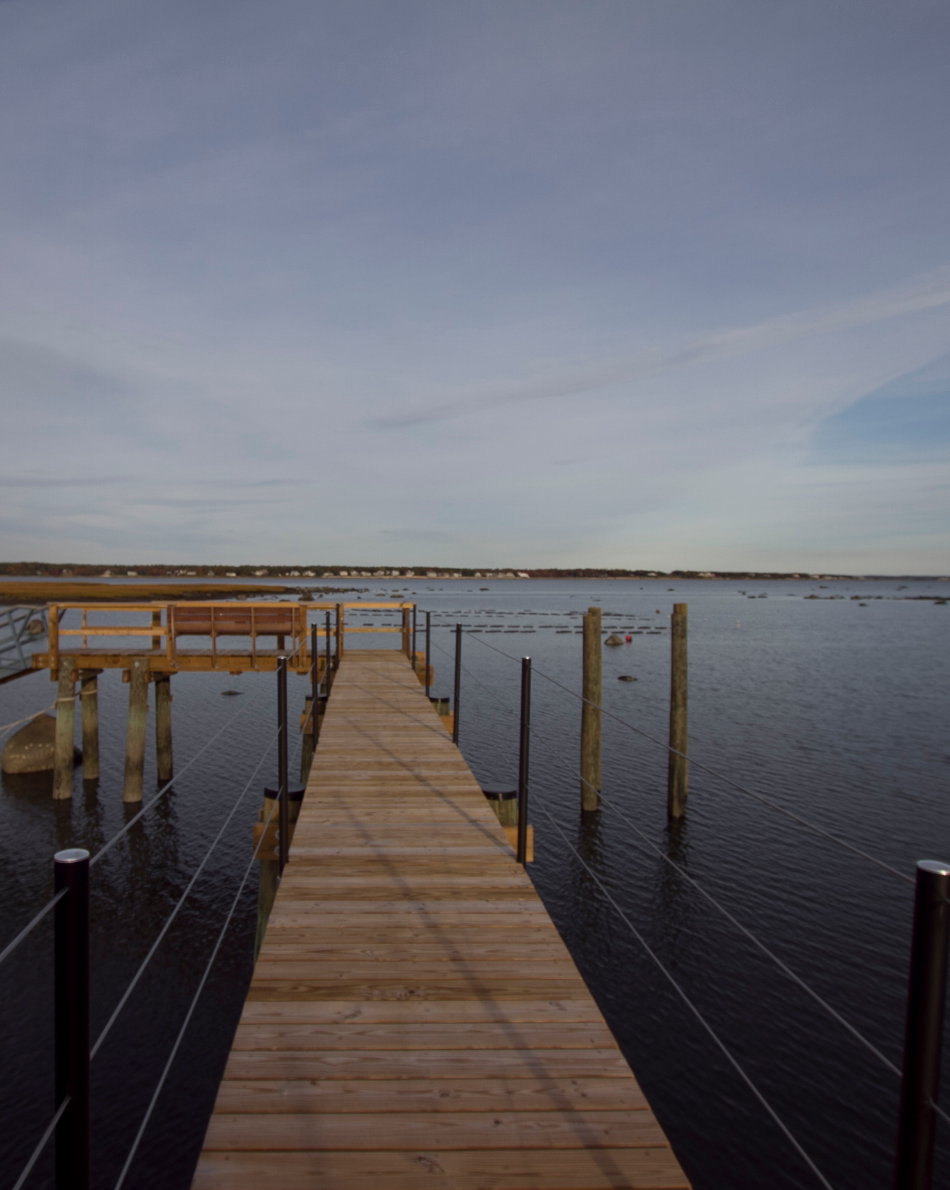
(0, 576, 947, 1189)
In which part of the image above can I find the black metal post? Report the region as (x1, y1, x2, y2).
(310, 624, 318, 736)
(895, 859, 950, 1190)
(412, 605, 417, 672)
(452, 623, 462, 745)
(517, 657, 531, 866)
(277, 657, 289, 873)
(54, 848, 90, 1190)
(425, 611, 431, 699)
(325, 611, 331, 690)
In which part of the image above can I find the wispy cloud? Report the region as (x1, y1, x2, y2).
(375, 272, 950, 429)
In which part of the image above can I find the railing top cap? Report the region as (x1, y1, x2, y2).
(54, 848, 90, 864)
(918, 859, 950, 877)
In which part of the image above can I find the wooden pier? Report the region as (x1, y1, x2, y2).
(191, 649, 689, 1190)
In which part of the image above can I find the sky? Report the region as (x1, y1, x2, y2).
(0, 0, 948, 574)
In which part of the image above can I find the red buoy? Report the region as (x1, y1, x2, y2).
(625, 635, 631, 642)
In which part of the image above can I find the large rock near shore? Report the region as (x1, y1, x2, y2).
(1, 714, 82, 774)
(604, 634, 625, 646)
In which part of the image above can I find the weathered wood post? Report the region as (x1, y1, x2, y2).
(580, 606, 601, 812)
(402, 606, 411, 658)
(154, 674, 173, 783)
(668, 603, 688, 819)
(150, 609, 161, 651)
(335, 604, 343, 666)
(79, 670, 100, 783)
(123, 658, 149, 803)
(53, 660, 76, 800)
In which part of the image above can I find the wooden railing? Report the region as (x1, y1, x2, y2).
(43, 600, 415, 673)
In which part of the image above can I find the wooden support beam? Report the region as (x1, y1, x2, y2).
(155, 673, 173, 783)
(667, 603, 688, 819)
(580, 606, 601, 812)
(53, 660, 76, 800)
(79, 670, 100, 783)
(123, 658, 149, 803)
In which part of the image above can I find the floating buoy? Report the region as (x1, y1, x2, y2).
(625, 634, 632, 642)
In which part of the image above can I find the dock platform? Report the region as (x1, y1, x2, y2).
(192, 649, 689, 1190)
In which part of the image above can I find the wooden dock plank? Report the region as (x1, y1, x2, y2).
(191, 650, 689, 1190)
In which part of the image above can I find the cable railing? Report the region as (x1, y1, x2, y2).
(425, 616, 950, 1190)
(3, 653, 312, 1190)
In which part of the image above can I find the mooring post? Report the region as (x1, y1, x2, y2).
(53, 661, 76, 800)
(668, 603, 688, 819)
(580, 606, 601, 812)
(412, 605, 417, 672)
(277, 656, 289, 873)
(517, 657, 532, 866)
(54, 847, 90, 1190)
(453, 623, 462, 745)
(122, 658, 149, 803)
(78, 671, 99, 783)
(154, 674, 173, 784)
(335, 604, 343, 667)
(894, 859, 950, 1190)
(425, 611, 431, 699)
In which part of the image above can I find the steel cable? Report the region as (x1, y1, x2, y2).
(112, 785, 284, 1189)
(9, 1094, 71, 1190)
(528, 790, 836, 1190)
(0, 888, 67, 972)
(526, 713, 905, 1081)
(90, 698, 251, 868)
(460, 629, 913, 886)
(90, 725, 279, 1060)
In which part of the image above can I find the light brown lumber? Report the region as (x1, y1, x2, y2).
(191, 650, 688, 1190)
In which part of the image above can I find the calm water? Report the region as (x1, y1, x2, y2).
(0, 577, 947, 1190)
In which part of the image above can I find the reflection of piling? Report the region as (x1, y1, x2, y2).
(155, 674, 173, 783)
(255, 860, 279, 961)
(53, 661, 76, 800)
(122, 658, 149, 803)
(79, 671, 100, 783)
(580, 607, 601, 812)
(667, 603, 688, 819)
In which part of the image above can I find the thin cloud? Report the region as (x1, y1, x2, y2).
(375, 272, 950, 429)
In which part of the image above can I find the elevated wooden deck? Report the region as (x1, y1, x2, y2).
(192, 650, 689, 1190)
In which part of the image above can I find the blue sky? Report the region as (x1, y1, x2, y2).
(0, 0, 948, 573)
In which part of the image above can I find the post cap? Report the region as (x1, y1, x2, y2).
(918, 860, 950, 877)
(54, 848, 90, 864)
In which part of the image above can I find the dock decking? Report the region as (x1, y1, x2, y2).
(192, 649, 689, 1190)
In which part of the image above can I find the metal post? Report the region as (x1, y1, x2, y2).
(517, 657, 531, 866)
(54, 848, 90, 1190)
(425, 611, 431, 699)
(452, 623, 462, 745)
(325, 611, 331, 691)
(894, 859, 950, 1190)
(310, 623, 318, 725)
(277, 657, 289, 873)
(668, 603, 688, 819)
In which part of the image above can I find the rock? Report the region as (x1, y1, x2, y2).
(617, 675, 637, 681)
(1, 714, 82, 774)
(604, 634, 624, 646)
(221, 690, 244, 696)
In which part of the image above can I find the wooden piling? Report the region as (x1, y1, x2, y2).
(155, 673, 173, 783)
(335, 604, 343, 665)
(53, 660, 76, 800)
(668, 603, 688, 819)
(123, 658, 149, 803)
(79, 670, 100, 782)
(580, 606, 601, 812)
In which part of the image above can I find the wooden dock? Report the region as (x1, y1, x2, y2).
(192, 649, 689, 1190)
